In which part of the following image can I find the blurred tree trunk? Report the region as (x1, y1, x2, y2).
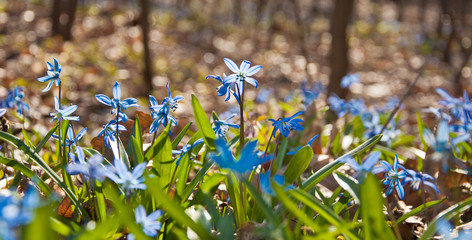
(139, 0, 154, 94)
(327, 0, 353, 99)
(51, 0, 77, 41)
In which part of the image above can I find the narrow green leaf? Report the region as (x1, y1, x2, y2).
(225, 173, 245, 227)
(181, 160, 214, 203)
(302, 134, 382, 191)
(176, 154, 191, 196)
(420, 196, 472, 240)
(95, 181, 107, 221)
(34, 125, 58, 153)
(284, 145, 313, 184)
(149, 130, 173, 187)
(290, 188, 359, 240)
(145, 177, 214, 240)
(0, 131, 89, 220)
(274, 136, 289, 171)
(50, 217, 73, 237)
(24, 206, 54, 240)
(360, 174, 396, 240)
(333, 172, 360, 203)
(0, 155, 51, 195)
(192, 95, 216, 150)
(242, 178, 279, 226)
(172, 122, 192, 149)
(127, 116, 143, 165)
(396, 198, 446, 225)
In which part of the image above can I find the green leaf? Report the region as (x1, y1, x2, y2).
(243, 178, 279, 226)
(274, 136, 289, 171)
(284, 145, 313, 184)
(0, 155, 51, 195)
(172, 122, 192, 149)
(302, 134, 382, 191)
(181, 160, 214, 203)
(192, 95, 216, 150)
(420, 196, 472, 240)
(333, 172, 360, 203)
(396, 198, 446, 225)
(0, 131, 89, 220)
(145, 177, 215, 240)
(50, 217, 73, 237)
(34, 125, 58, 154)
(128, 116, 144, 165)
(360, 174, 396, 240)
(289, 188, 359, 240)
(24, 206, 54, 240)
(149, 130, 173, 187)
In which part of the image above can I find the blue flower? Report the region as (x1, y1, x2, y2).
(104, 159, 147, 196)
(128, 205, 163, 239)
(301, 82, 323, 107)
(223, 58, 262, 91)
(95, 81, 139, 123)
(347, 99, 367, 116)
(423, 120, 453, 171)
(260, 171, 292, 195)
(172, 138, 204, 166)
(1, 87, 30, 114)
(436, 88, 468, 121)
(342, 151, 382, 180)
(149, 96, 177, 134)
(404, 169, 439, 194)
(208, 138, 270, 174)
(0, 186, 39, 240)
(340, 73, 359, 88)
(52, 124, 86, 147)
(162, 82, 184, 111)
(207, 74, 234, 102)
(49, 96, 79, 123)
(212, 113, 240, 139)
(328, 94, 347, 117)
(269, 111, 304, 138)
(66, 147, 107, 182)
(376, 155, 407, 199)
(287, 135, 318, 155)
(37, 58, 61, 92)
(422, 107, 452, 122)
(98, 120, 126, 149)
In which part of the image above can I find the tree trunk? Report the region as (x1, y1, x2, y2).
(139, 0, 154, 94)
(51, 0, 77, 41)
(63, 0, 78, 41)
(51, 0, 62, 37)
(327, 0, 353, 99)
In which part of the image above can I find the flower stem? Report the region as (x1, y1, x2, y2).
(263, 127, 276, 157)
(116, 105, 121, 160)
(236, 81, 245, 153)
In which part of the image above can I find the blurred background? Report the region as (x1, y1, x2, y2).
(0, 0, 471, 138)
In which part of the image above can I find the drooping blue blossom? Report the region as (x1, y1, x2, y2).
(207, 74, 239, 103)
(98, 120, 126, 149)
(162, 82, 184, 111)
(0, 87, 30, 114)
(404, 169, 439, 194)
(375, 155, 407, 199)
(287, 135, 319, 155)
(66, 147, 107, 182)
(52, 124, 86, 147)
(127, 205, 163, 240)
(104, 159, 147, 196)
(95, 81, 139, 123)
(328, 94, 347, 117)
(422, 107, 453, 122)
(341, 151, 382, 180)
(149, 95, 177, 135)
(450, 121, 472, 146)
(423, 120, 453, 171)
(269, 111, 304, 138)
(208, 138, 270, 174)
(260, 171, 292, 196)
(212, 113, 240, 139)
(256, 88, 274, 103)
(172, 138, 204, 166)
(361, 111, 382, 138)
(436, 88, 469, 122)
(380, 122, 402, 147)
(37, 58, 61, 92)
(49, 96, 79, 123)
(301, 82, 323, 107)
(340, 73, 359, 88)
